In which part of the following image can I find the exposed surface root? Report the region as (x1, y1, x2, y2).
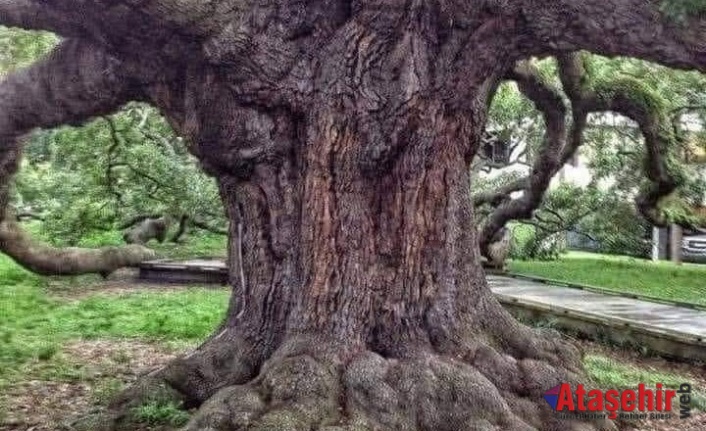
(89, 297, 614, 431)
(88, 297, 614, 431)
(180, 335, 615, 431)
(82, 330, 266, 430)
(158, 330, 264, 405)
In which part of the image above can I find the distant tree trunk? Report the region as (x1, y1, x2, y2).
(652, 226, 660, 262)
(123, 215, 170, 245)
(487, 227, 511, 269)
(170, 214, 189, 243)
(670, 223, 683, 265)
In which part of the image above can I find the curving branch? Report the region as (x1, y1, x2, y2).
(190, 218, 229, 236)
(0, 40, 139, 143)
(15, 211, 44, 222)
(0, 39, 156, 276)
(0, 0, 82, 37)
(560, 56, 683, 226)
(104, 116, 126, 206)
(477, 57, 589, 253)
(472, 178, 527, 207)
(521, 0, 706, 72)
(477, 52, 684, 255)
(0, 0, 238, 59)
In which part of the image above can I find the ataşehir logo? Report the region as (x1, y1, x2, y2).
(543, 383, 692, 420)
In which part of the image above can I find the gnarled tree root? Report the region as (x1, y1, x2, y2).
(96, 328, 615, 431)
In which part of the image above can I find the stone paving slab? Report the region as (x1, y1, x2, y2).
(488, 275, 706, 342)
(140, 258, 227, 270)
(138, 259, 228, 284)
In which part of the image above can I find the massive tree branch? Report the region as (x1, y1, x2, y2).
(0, 40, 139, 141)
(522, 0, 706, 72)
(562, 60, 683, 226)
(0, 0, 224, 61)
(0, 40, 155, 276)
(0, 210, 155, 276)
(0, 0, 85, 37)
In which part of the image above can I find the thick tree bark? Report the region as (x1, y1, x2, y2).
(159, 91, 597, 431)
(127, 9, 607, 431)
(4, 1, 706, 430)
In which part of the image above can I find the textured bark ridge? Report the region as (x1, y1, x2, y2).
(4, 1, 706, 430)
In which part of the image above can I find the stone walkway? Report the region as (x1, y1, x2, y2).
(488, 274, 706, 361)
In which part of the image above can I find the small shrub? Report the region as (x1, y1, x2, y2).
(509, 224, 565, 261)
(131, 400, 190, 427)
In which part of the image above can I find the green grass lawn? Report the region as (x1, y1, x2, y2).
(509, 251, 706, 306)
(584, 354, 706, 415)
(0, 253, 229, 390)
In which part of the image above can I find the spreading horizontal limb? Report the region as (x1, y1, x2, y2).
(0, 40, 156, 276)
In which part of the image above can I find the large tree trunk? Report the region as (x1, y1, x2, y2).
(156, 106, 603, 430)
(147, 116, 593, 430)
(113, 15, 611, 428)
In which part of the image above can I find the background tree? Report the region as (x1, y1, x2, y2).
(2, 2, 706, 431)
(16, 103, 227, 246)
(475, 53, 706, 260)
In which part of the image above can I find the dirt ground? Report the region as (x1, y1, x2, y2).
(45, 269, 202, 301)
(0, 340, 180, 431)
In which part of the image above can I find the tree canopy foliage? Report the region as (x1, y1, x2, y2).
(476, 52, 706, 257)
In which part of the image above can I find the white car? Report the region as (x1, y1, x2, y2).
(682, 231, 706, 261)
